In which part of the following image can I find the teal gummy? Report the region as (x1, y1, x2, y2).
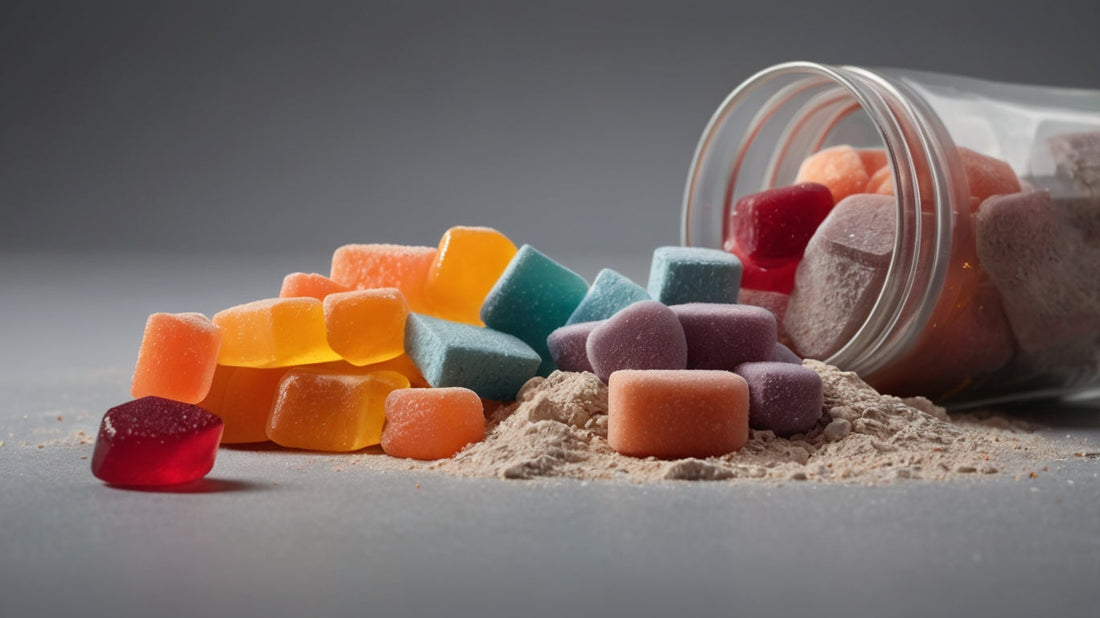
(647, 246, 742, 305)
(566, 268, 650, 325)
(404, 313, 541, 401)
(480, 244, 589, 375)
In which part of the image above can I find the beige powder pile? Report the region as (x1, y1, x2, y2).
(350, 360, 1063, 484)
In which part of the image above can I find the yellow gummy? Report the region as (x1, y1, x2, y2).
(423, 226, 517, 325)
(323, 288, 410, 366)
(212, 297, 342, 368)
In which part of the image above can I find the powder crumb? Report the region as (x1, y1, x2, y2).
(349, 361, 1065, 485)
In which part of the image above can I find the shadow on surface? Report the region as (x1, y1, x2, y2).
(106, 478, 265, 494)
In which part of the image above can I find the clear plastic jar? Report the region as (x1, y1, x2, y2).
(683, 62, 1100, 406)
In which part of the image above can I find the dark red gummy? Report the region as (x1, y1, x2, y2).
(91, 396, 224, 486)
(725, 240, 799, 294)
(728, 182, 835, 268)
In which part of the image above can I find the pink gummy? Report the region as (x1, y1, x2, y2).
(91, 396, 224, 486)
(734, 361, 823, 436)
(728, 182, 835, 268)
(547, 320, 601, 374)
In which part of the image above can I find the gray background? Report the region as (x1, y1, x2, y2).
(3, 0, 1099, 257)
(3, 3, 1099, 618)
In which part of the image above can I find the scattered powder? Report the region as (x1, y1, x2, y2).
(349, 360, 1065, 484)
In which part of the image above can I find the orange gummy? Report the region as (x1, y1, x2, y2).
(607, 369, 749, 459)
(330, 244, 437, 313)
(198, 365, 286, 443)
(131, 312, 223, 404)
(423, 226, 518, 325)
(212, 298, 341, 368)
(279, 272, 351, 300)
(857, 148, 888, 176)
(795, 145, 871, 203)
(267, 368, 410, 452)
(867, 165, 895, 195)
(381, 387, 485, 460)
(323, 288, 409, 366)
(309, 354, 430, 388)
(957, 147, 1021, 208)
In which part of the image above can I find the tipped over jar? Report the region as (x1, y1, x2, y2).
(683, 62, 1100, 407)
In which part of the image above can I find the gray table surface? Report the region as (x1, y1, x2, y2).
(3, 251, 1099, 618)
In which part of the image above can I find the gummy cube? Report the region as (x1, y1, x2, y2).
(131, 312, 223, 404)
(546, 321, 601, 374)
(958, 147, 1022, 207)
(728, 182, 834, 268)
(567, 268, 650, 325)
(213, 297, 341, 368)
(279, 272, 351, 300)
(670, 303, 777, 371)
(725, 240, 798, 294)
(381, 387, 486, 460)
(404, 313, 541, 400)
(785, 194, 896, 359)
(91, 396, 224, 486)
(198, 365, 286, 443)
(647, 246, 742, 305)
(586, 300, 687, 384)
(607, 369, 749, 459)
(734, 362, 823, 436)
(857, 148, 888, 176)
(323, 288, 409, 366)
(266, 368, 409, 452)
(867, 165, 895, 195)
(423, 226, 518, 325)
(480, 244, 590, 375)
(329, 244, 437, 313)
(794, 145, 871, 203)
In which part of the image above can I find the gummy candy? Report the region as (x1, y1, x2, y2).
(794, 145, 871, 203)
(329, 244, 437, 313)
(213, 297, 341, 368)
(728, 182, 834, 268)
(91, 396, 224, 486)
(323, 288, 409, 366)
(586, 300, 687, 384)
(423, 226, 518, 325)
(381, 387, 485, 460)
(198, 365, 285, 443)
(279, 272, 351, 300)
(130, 312, 222, 404)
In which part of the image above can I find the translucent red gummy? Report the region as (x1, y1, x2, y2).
(91, 396, 224, 486)
(728, 182, 835, 268)
(725, 240, 798, 294)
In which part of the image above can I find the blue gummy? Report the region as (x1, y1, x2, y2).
(480, 245, 590, 376)
(647, 246, 742, 305)
(404, 313, 542, 400)
(566, 268, 650, 325)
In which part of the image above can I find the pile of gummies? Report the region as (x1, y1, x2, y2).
(94, 138, 1090, 487)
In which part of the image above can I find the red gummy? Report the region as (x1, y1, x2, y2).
(728, 183, 835, 268)
(725, 239, 799, 294)
(91, 396, 224, 486)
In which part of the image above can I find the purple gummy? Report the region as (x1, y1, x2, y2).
(547, 320, 602, 374)
(734, 362, 823, 436)
(772, 342, 802, 364)
(669, 303, 777, 371)
(785, 194, 897, 359)
(586, 300, 687, 383)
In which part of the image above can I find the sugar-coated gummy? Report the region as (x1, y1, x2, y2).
(725, 240, 798, 294)
(772, 342, 802, 364)
(647, 246, 742, 305)
(546, 320, 602, 374)
(785, 194, 896, 359)
(423, 226, 518, 325)
(131, 312, 223, 404)
(381, 387, 486, 460)
(607, 369, 749, 459)
(586, 300, 687, 384)
(794, 145, 871, 203)
(323, 288, 409, 366)
(199, 365, 286, 443)
(566, 269, 650, 325)
(213, 297, 342, 368)
(91, 396, 224, 486)
(479, 244, 590, 375)
(266, 368, 409, 452)
(734, 361, 823, 437)
(279, 272, 352, 300)
(669, 303, 777, 371)
(404, 313, 542, 400)
(957, 147, 1022, 208)
(329, 244, 437, 313)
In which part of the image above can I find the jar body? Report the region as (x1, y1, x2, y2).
(683, 62, 1100, 406)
